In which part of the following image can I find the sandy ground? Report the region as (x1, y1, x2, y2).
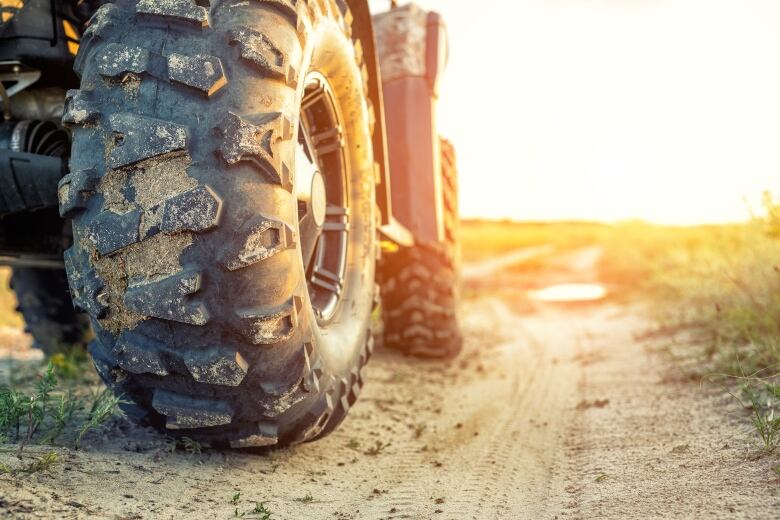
(1, 249, 779, 519)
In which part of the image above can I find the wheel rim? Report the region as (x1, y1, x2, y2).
(297, 72, 350, 323)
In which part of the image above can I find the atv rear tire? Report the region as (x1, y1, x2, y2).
(63, 0, 376, 447)
(379, 138, 462, 359)
(10, 268, 91, 355)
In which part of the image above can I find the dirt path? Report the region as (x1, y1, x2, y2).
(1, 249, 778, 519)
(461, 245, 553, 280)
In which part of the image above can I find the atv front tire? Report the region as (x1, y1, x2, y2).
(63, 0, 376, 446)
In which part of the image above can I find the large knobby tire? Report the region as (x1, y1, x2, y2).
(10, 268, 91, 355)
(379, 138, 462, 359)
(62, 0, 376, 447)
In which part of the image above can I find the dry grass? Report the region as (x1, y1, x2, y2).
(0, 267, 23, 329)
(463, 217, 780, 453)
(460, 219, 612, 263)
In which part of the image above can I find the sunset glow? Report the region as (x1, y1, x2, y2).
(372, 0, 780, 224)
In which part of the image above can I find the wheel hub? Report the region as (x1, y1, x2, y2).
(295, 141, 327, 227)
(296, 73, 349, 323)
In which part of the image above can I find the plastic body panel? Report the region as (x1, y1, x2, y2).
(372, 4, 448, 244)
(344, 0, 391, 219)
(0, 0, 78, 85)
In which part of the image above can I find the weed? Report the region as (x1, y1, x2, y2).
(42, 389, 79, 444)
(294, 493, 314, 503)
(740, 381, 779, 452)
(0, 451, 60, 475)
(36, 364, 57, 418)
(0, 387, 27, 439)
(75, 387, 121, 449)
(23, 451, 60, 473)
(0, 360, 119, 449)
(179, 436, 202, 456)
(251, 501, 273, 519)
(364, 440, 391, 456)
(413, 423, 427, 438)
(231, 492, 241, 505)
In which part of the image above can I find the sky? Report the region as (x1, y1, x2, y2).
(368, 0, 780, 224)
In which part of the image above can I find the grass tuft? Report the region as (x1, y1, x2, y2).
(294, 493, 315, 504)
(364, 440, 391, 456)
(251, 501, 273, 519)
(0, 451, 60, 475)
(739, 381, 780, 452)
(74, 387, 121, 449)
(0, 361, 122, 451)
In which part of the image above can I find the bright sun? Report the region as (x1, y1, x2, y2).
(373, 0, 780, 225)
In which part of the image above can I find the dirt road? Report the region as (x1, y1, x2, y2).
(1, 249, 778, 519)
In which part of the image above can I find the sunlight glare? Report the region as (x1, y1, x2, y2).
(530, 284, 607, 303)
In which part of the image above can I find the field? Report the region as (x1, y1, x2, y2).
(463, 219, 780, 368)
(463, 218, 780, 454)
(2, 219, 779, 441)
(0, 219, 778, 517)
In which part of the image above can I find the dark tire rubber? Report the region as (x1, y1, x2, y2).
(63, 0, 376, 447)
(10, 268, 91, 356)
(379, 138, 462, 359)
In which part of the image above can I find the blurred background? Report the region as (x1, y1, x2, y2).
(371, 0, 780, 224)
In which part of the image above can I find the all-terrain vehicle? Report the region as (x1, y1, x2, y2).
(0, 0, 460, 447)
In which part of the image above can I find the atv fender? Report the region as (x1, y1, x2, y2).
(372, 3, 448, 244)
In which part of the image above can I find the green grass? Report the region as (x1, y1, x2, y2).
(294, 493, 315, 504)
(615, 222, 780, 375)
(0, 360, 121, 452)
(740, 382, 780, 452)
(587, 220, 780, 453)
(464, 217, 780, 454)
(0, 451, 60, 475)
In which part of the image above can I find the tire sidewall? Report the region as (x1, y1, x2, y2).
(298, 18, 376, 376)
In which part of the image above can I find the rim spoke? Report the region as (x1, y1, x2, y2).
(311, 266, 343, 297)
(323, 205, 350, 232)
(311, 126, 343, 156)
(299, 210, 320, 271)
(297, 72, 349, 322)
(301, 84, 326, 112)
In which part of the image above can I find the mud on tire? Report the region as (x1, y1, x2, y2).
(63, 0, 376, 447)
(379, 138, 462, 359)
(10, 268, 91, 356)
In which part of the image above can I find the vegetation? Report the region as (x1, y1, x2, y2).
(604, 220, 780, 452)
(294, 493, 315, 504)
(0, 267, 22, 329)
(0, 219, 776, 461)
(460, 219, 613, 263)
(463, 215, 780, 454)
(0, 359, 121, 456)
